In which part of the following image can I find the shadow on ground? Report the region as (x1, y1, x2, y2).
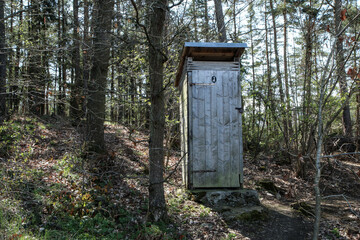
(224, 206, 312, 240)
(196, 190, 313, 240)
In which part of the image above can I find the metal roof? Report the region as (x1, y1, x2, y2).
(174, 42, 247, 87)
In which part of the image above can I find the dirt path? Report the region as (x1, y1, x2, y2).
(216, 200, 312, 240)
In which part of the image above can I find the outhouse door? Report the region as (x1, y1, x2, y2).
(189, 68, 243, 188)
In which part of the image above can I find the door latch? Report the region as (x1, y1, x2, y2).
(211, 76, 217, 83)
(235, 107, 244, 113)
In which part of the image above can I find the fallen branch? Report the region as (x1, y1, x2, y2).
(150, 152, 186, 186)
(332, 158, 360, 181)
(322, 152, 360, 158)
(322, 194, 360, 219)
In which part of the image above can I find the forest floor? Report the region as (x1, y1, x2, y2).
(0, 116, 359, 239)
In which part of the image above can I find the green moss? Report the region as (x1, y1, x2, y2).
(236, 209, 268, 221)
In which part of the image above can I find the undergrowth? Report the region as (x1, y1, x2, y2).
(0, 116, 188, 239)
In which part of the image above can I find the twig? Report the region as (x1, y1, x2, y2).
(163, 153, 185, 183)
(322, 194, 360, 219)
(322, 152, 360, 158)
(129, 0, 168, 62)
(150, 153, 186, 186)
(2, 6, 35, 21)
(331, 158, 360, 181)
(169, 0, 185, 8)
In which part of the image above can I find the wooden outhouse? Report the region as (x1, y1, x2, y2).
(175, 42, 247, 190)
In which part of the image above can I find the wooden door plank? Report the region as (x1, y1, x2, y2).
(229, 71, 241, 187)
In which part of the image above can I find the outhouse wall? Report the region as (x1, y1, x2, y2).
(180, 58, 244, 189)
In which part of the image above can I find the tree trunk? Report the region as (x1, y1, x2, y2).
(335, 0, 352, 137)
(355, 1, 360, 150)
(204, 0, 209, 42)
(8, 0, 14, 113)
(233, 0, 237, 41)
(312, 33, 339, 240)
(264, 0, 273, 139)
(110, 47, 115, 122)
(147, 0, 168, 222)
(57, 0, 66, 116)
(13, 0, 23, 114)
(313, 69, 326, 240)
(269, 0, 288, 144)
(301, 13, 314, 154)
(214, 0, 227, 42)
(192, 0, 198, 41)
(41, 9, 49, 115)
(60, 0, 67, 116)
(28, 0, 45, 116)
(70, 0, 83, 122)
(0, 0, 6, 123)
(82, 0, 90, 118)
(283, 0, 293, 139)
(249, 2, 256, 133)
(86, 0, 114, 154)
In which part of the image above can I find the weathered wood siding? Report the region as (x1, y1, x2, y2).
(180, 75, 189, 187)
(184, 60, 243, 189)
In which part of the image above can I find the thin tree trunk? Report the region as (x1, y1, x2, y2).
(214, 0, 227, 42)
(12, 0, 23, 114)
(204, 0, 209, 42)
(83, 0, 90, 118)
(192, 0, 198, 41)
(355, 1, 360, 150)
(0, 0, 6, 123)
(41, 11, 49, 115)
(60, 0, 66, 116)
(57, 0, 65, 115)
(233, 0, 237, 40)
(283, 0, 293, 139)
(265, 0, 272, 134)
(313, 72, 325, 240)
(269, 0, 288, 144)
(110, 47, 115, 122)
(147, 0, 168, 222)
(302, 15, 314, 154)
(249, 3, 256, 133)
(335, 0, 352, 137)
(8, 0, 14, 112)
(312, 36, 338, 240)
